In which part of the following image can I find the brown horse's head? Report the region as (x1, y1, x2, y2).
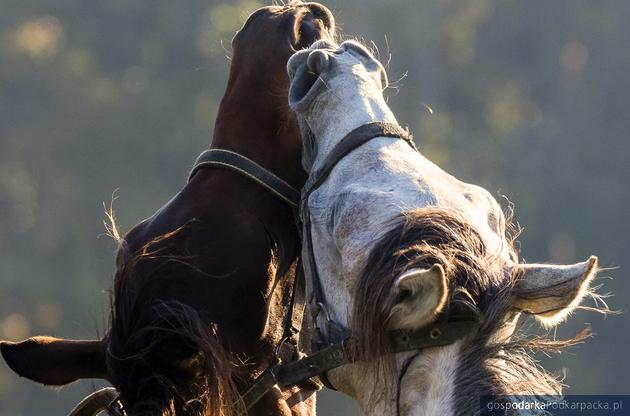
(213, 1, 335, 189)
(226, 1, 334, 105)
(0, 3, 335, 415)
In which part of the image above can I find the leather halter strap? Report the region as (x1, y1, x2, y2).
(189, 149, 301, 208)
(275, 320, 475, 388)
(302, 121, 416, 198)
(240, 319, 476, 405)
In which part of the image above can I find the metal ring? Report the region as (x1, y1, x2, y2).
(106, 400, 125, 416)
(430, 328, 442, 340)
(274, 336, 289, 358)
(273, 336, 296, 366)
(67, 387, 121, 416)
(332, 349, 344, 362)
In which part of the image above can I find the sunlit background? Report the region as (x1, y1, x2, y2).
(1, 0, 629, 414)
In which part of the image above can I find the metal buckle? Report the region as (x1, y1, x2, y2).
(314, 302, 353, 346)
(316, 301, 333, 322)
(314, 301, 333, 344)
(106, 397, 125, 416)
(274, 336, 289, 360)
(313, 301, 330, 338)
(274, 336, 299, 366)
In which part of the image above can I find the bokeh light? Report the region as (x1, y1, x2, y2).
(11, 16, 64, 59)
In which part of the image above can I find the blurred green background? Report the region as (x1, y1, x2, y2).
(1, 0, 628, 414)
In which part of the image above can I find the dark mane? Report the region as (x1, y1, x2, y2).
(351, 206, 589, 409)
(352, 207, 513, 363)
(106, 227, 241, 416)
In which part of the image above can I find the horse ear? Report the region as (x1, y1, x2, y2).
(379, 68, 389, 91)
(0, 336, 109, 385)
(387, 264, 448, 330)
(511, 256, 598, 327)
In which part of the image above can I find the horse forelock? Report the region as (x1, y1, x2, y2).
(352, 207, 510, 353)
(349, 206, 590, 411)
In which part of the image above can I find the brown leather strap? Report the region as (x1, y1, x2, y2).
(275, 320, 476, 389)
(190, 149, 300, 207)
(302, 122, 415, 198)
(239, 368, 279, 412)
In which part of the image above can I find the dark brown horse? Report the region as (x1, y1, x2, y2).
(0, 2, 334, 415)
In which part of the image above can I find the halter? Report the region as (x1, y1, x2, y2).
(298, 121, 476, 390)
(69, 131, 475, 415)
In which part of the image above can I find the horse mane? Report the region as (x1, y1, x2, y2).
(351, 206, 590, 408)
(106, 226, 242, 416)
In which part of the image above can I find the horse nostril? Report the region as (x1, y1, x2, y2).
(307, 50, 329, 75)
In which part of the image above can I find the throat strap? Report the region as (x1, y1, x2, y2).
(302, 121, 416, 198)
(189, 149, 300, 207)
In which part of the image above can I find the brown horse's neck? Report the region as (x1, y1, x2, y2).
(210, 92, 306, 190)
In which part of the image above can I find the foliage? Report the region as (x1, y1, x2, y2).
(1, 0, 628, 414)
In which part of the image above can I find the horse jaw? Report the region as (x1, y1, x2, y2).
(324, 344, 462, 416)
(397, 343, 461, 416)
